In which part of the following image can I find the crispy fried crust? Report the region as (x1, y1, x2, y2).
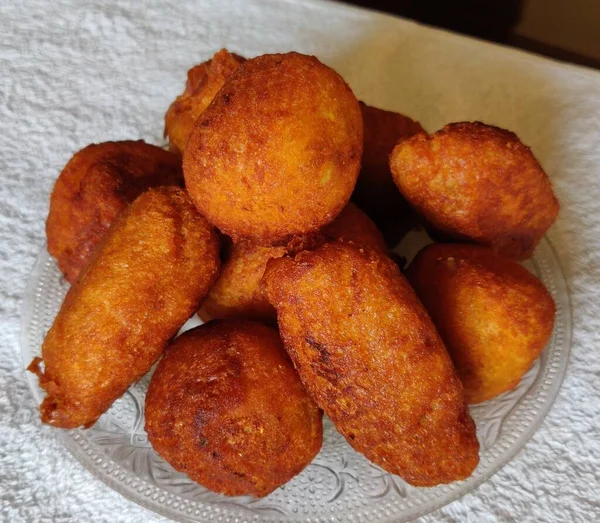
(199, 203, 386, 323)
(145, 320, 323, 497)
(183, 52, 363, 244)
(46, 140, 182, 283)
(199, 242, 290, 323)
(390, 122, 559, 259)
(321, 202, 387, 254)
(352, 102, 424, 247)
(406, 243, 556, 404)
(164, 49, 245, 155)
(262, 242, 479, 486)
(29, 187, 220, 429)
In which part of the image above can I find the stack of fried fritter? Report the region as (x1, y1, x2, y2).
(32, 48, 559, 497)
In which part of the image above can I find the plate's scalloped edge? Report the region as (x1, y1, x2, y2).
(20, 241, 50, 404)
(20, 236, 572, 523)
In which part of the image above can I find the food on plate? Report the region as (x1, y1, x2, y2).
(145, 320, 323, 497)
(165, 49, 245, 155)
(199, 203, 386, 323)
(29, 187, 219, 429)
(352, 102, 424, 247)
(30, 46, 567, 496)
(389, 122, 559, 260)
(262, 242, 479, 486)
(406, 243, 556, 404)
(46, 140, 182, 283)
(183, 52, 363, 245)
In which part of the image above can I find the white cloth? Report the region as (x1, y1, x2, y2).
(1, 0, 599, 522)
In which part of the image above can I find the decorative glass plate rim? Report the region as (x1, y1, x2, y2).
(20, 236, 572, 523)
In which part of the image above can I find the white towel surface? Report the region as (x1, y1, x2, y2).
(1, 1, 600, 522)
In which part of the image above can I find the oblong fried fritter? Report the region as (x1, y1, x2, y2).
(29, 187, 220, 429)
(164, 49, 245, 155)
(352, 102, 424, 247)
(46, 140, 182, 283)
(183, 52, 363, 245)
(262, 242, 479, 486)
(390, 122, 559, 260)
(406, 243, 556, 404)
(199, 203, 386, 323)
(145, 320, 323, 497)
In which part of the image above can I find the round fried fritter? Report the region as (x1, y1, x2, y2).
(390, 122, 559, 260)
(262, 242, 479, 487)
(406, 243, 556, 404)
(183, 52, 363, 245)
(46, 140, 182, 283)
(352, 102, 424, 247)
(145, 320, 323, 498)
(164, 49, 245, 155)
(29, 187, 219, 429)
(199, 203, 386, 323)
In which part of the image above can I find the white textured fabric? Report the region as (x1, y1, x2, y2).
(1, 1, 600, 522)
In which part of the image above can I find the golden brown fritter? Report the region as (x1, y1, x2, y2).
(183, 52, 363, 245)
(406, 243, 556, 404)
(262, 242, 479, 487)
(199, 203, 386, 323)
(164, 49, 245, 155)
(390, 122, 559, 260)
(145, 320, 323, 497)
(352, 102, 424, 247)
(320, 201, 387, 254)
(29, 187, 220, 429)
(198, 242, 296, 324)
(46, 140, 182, 283)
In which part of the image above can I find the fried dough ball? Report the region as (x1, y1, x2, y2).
(199, 243, 296, 324)
(406, 243, 556, 404)
(46, 140, 182, 283)
(262, 242, 479, 486)
(145, 320, 323, 497)
(184, 52, 363, 245)
(321, 201, 387, 254)
(164, 49, 245, 155)
(352, 102, 424, 247)
(29, 187, 219, 429)
(199, 203, 386, 323)
(390, 122, 559, 260)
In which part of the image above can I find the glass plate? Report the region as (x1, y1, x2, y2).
(21, 232, 571, 523)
